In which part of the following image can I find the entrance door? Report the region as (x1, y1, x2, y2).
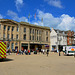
(22, 43, 28, 49)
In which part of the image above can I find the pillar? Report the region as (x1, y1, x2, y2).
(28, 43, 30, 50)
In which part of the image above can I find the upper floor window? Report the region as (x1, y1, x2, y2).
(24, 28, 26, 32)
(39, 36, 41, 41)
(39, 30, 41, 35)
(17, 26, 19, 32)
(46, 37, 48, 41)
(16, 34, 18, 40)
(12, 27, 14, 31)
(30, 28, 32, 34)
(0, 24, 1, 29)
(30, 35, 31, 40)
(8, 26, 10, 31)
(23, 34, 26, 40)
(32, 35, 34, 40)
(46, 31, 48, 36)
(4, 25, 6, 30)
(3, 34, 5, 39)
(7, 34, 9, 39)
(37, 36, 38, 41)
(37, 30, 38, 35)
(11, 34, 13, 39)
(33, 29, 34, 34)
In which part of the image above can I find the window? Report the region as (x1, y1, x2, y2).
(11, 43, 14, 49)
(37, 30, 38, 34)
(32, 35, 34, 40)
(69, 40, 71, 43)
(7, 34, 9, 39)
(30, 35, 31, 40)
(39, 30, 41, 35)
(39, 36, 41, 41)
(46, 37, 48, 41)
(46, 31, 48, 36)
(11, 34, 13, 39)
(3, 34, 5, 39)
(37, 36, 38, 41)
(30, 28, 32, 34)
(23, 34, 26, 40)
(17, 26, 19, 32)
(16, 34, 18, 40)
(8, 26, 10, 31)
(33, 29, 34, 34)
(0, 24, 1, 29)
(12, 27, 14, 31)
(24, 28, 26, 32)
(4, 25, 6, 30)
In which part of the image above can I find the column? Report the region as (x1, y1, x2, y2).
(28, 42, 30, 50)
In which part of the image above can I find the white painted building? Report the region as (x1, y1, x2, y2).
(50, 28, 67, 51)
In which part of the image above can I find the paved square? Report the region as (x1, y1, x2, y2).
(0, 53, 75, 75)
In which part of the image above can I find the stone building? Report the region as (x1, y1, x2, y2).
(0, 19, 50, 51)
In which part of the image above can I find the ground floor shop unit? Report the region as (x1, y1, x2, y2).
(51, 45, 66, 52)
(5, 41, 50, 52)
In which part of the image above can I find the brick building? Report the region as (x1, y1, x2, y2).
(67, 30, 74, 45)
(0, 19, 50, 51)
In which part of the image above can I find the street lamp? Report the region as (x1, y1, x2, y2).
(57, 36, 62, 56)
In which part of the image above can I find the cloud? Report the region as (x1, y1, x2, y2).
(44, 0, 63, 8)
(15, 0, 24, 11)
(0, 14, 4, 19)
(7, 10, 28, 22)
(57, 14, 75, 30)
(32, 10, 75, 31)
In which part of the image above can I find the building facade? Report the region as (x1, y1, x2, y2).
(67, 30, 74, 45)
(0, 19, 50, 51)
(50, 28, 67, 51)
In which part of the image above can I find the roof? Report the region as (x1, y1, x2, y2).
(0, 19, 50, 30)
(20, 22, 50, 30)
(54, 29, 68, 34)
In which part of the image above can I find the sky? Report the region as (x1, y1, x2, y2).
(0, 0, 75, 31)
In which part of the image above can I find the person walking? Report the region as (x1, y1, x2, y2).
(21, 47, 24, 55)
(47, 49, 49, 56)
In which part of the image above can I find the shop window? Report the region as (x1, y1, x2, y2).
(11, 43, 14, 49)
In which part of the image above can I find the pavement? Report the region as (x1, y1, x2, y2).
(0, 52, 75, 75)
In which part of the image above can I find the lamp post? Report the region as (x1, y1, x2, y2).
(57, 36, 62, 56)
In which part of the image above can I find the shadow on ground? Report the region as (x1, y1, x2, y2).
(0, 58, 14, 62)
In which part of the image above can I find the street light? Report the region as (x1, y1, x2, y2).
(57, 36, 62, 56)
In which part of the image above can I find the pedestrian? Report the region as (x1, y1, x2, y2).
(24, 49, 26, 55)
(21, 47, 24, 55)
(42, 49, 45, 54)
(28, 50, 30, 55)
(47, 49, 49, 56)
